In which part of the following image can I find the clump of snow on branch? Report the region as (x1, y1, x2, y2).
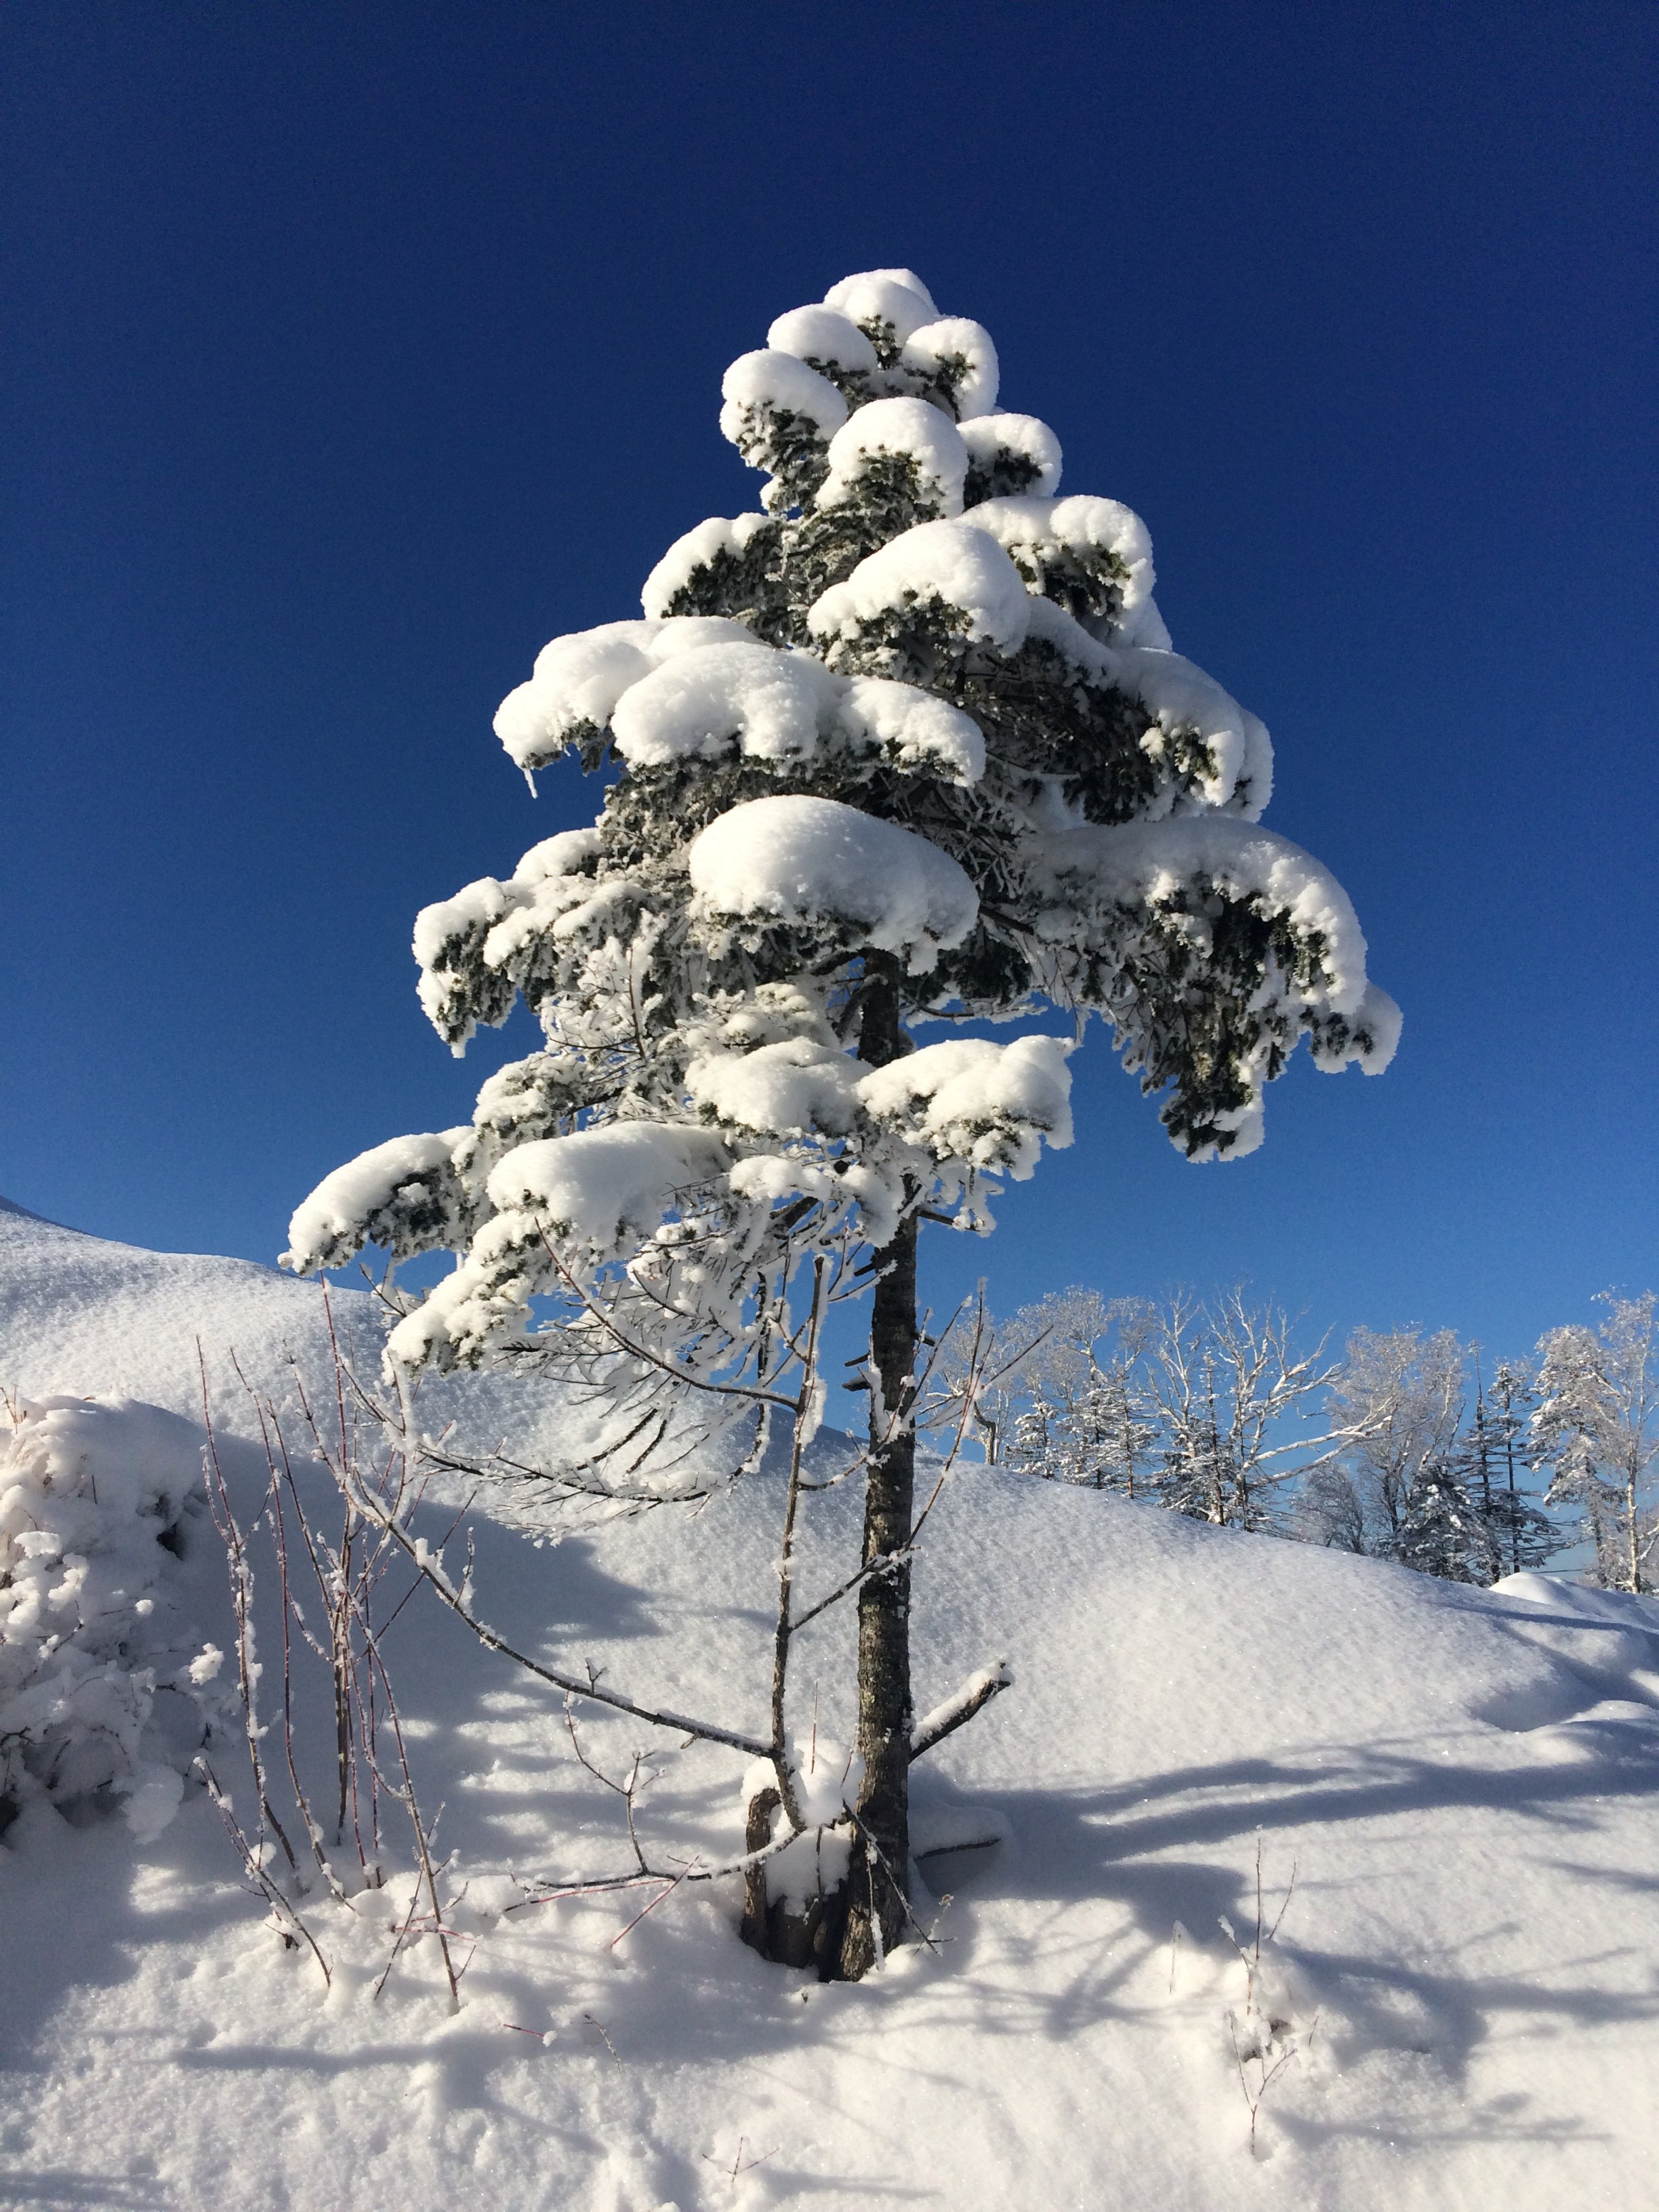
(970, 493, 1154, 632)
(613, 640, 843, 767)
(817, 397, 969, 515)
(961, 410, 1063, 501)
(858, 1037, 1075, 1179)
(766, 305, 879, 384)
(485, 1124, 733, 1256)
(809, 518, 1033, 664)
(1026, 817, 1401, 1156)
(283, 1128, 476, 1275)
(689, 794, 980, 972)
(493, 622, 987, 787)
(823, 269, 939, 353)
(641, 514, 775, 621)
(898, 315, 1000, 417)
(1021, 598, 1268, 813)
(1, 1396, 216, 1841)
(494, 617, 753, 773)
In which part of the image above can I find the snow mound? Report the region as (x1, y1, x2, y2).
(3, 1214, 1658, 2212)
(1, 1396, 216, 1839)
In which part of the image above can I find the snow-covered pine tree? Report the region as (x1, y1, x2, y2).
(1395, 1452, 1481, 1580)
(1483, 1357, 1555, 1576)
(285, 267, 1399, 1978)
(1454, 1357, 1553, 1581)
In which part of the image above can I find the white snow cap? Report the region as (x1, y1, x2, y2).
(901, 316, 1000, 418)
(689, 794, 979, 972)
(961, 411, 1063, 498)
(611, 641, 842, 769)
(501, 627, 985, 787)
(765, 305, 878, 378)
(970, 495, 1155, 621)
(839, 674, 984, 783)
(808, 518, 1033, 659)
(640, 513, 771, 620)
(718, 349, 848, 441)
(817, 396, 968, 514)
(823, 269, 939, 344)
(858, 1036, 1075, 1178)
(687, 1036, 861, 1140)
(493, 617, 752, 771)
(485, 1124, 731, 1250)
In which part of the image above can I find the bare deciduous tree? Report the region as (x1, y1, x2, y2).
(1534, 1293, 1658, 1593)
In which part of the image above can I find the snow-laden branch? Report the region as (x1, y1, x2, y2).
(909, 1661, 1013, 1762)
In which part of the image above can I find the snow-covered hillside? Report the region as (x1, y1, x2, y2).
(0, 1198, 573, 1462)
(3, 1206, 1658, 2209)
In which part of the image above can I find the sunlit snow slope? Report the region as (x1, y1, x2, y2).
(3, 1206, 1658, 2211)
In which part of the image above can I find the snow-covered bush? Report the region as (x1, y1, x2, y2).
(286, 265, 1398, 1979)
(0, 1395, 216, 1841)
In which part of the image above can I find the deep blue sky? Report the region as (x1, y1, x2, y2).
(4, 1, 1655, 1360)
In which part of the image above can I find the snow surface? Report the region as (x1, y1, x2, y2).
(0, 1205, 573, 1465)
(5, 1212, 1659, 2212)
(689, 794, 981, 973)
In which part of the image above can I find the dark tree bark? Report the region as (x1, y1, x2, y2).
(838, 955, 918, 1979)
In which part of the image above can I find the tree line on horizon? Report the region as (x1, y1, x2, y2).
(935, 1286, 1658, 1594)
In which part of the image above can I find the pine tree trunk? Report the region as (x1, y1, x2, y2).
(838, 956, 918, 1980)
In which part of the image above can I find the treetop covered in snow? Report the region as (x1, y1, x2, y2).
(287, 267, 1398, 1389)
